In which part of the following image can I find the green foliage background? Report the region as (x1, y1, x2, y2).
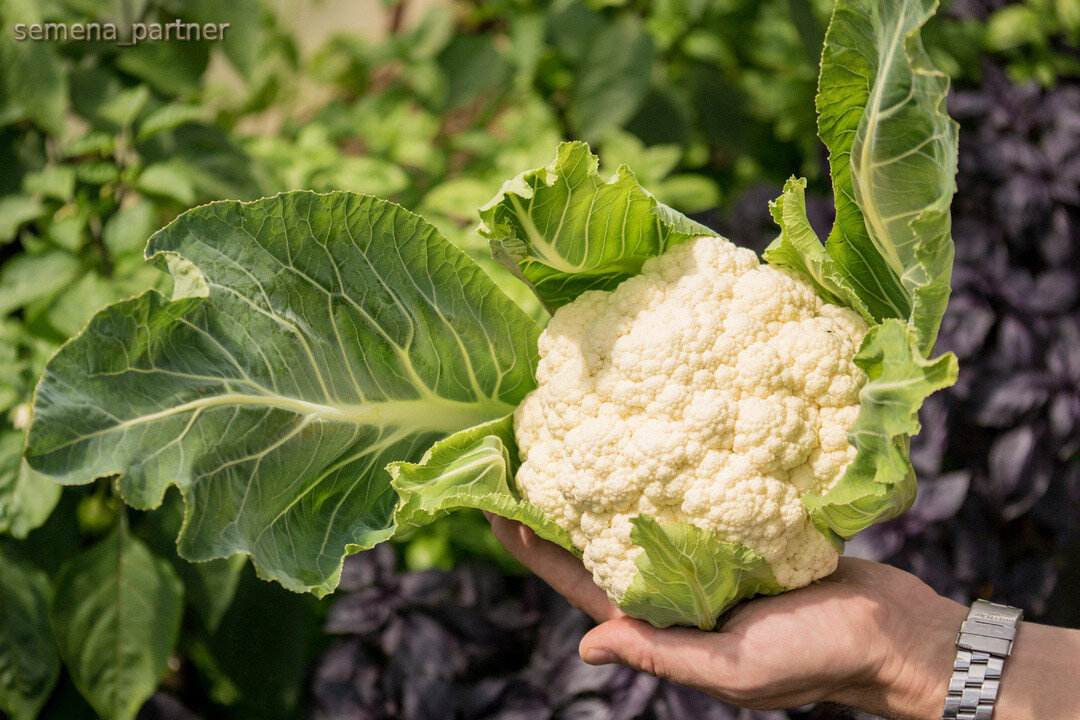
(0, 0, 1074, 718)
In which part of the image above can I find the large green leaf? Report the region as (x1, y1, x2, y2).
(816, 0, 958, 352)
(478, 142, 714, 311)
(389, 416, 576, 553)
(803, 319, 957, 540)
(619, 516, 783, 631)
(0, 552, 60, 720)
(25, 191, 540, 595)
(50, 524, 183, 720)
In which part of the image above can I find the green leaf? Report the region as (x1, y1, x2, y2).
(26, 191, 540, 596)
(103, 199, 158, 257)
(46, 273, 128, 339)
(195, 566, 320, 718)
(802, 319, 958, 540)
(75, 162, 120, 187)
(23, 167, 76, 203)
(569, 15, 655, 140)
(136, 162, 198, 205)
(0, 196, 44, 244)
(139, 124, 270, 202)
(389, 416, 577, 553)
(437, 34, 512, 111)
(183, 555, 247, 633)
(0, 0, 68, 134)
(141, 493, 245, 633)
(0, 552, 60, 720)
(619, 516, 783, 631)
(97, 86, 152, 129)
(765, 176, 870, 318)
(0, 252, 83, 317)
(182, 0, 264, 77)
(115, 38, 210, 98)
(478, 142, 714, 310)
(817, 0, 958, 352)
(50, 523, 183, 720)
(0, 430, 61, 539)
(136, 104, 206, 143)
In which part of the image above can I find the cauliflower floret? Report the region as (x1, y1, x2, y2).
(513, 235, 869, 601)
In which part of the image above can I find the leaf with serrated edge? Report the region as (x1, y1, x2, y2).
(478, 141, 715, 310)
(803, 319, 957, 540)
(0, 552, 59, 720)
(50, 523, 183, 720)
(620, 516, 783, 631)
(25, 191, 540, 596)
(389, 415, 576, 553)
(817, 0, 958, 352)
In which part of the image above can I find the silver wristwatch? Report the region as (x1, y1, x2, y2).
(941, 599, 1023, 720)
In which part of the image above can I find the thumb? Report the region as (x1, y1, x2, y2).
(579, 616, 729, 690)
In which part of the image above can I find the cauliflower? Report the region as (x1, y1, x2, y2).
(513, 235, 869, 602)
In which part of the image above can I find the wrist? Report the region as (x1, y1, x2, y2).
(830, 593, 967, 720)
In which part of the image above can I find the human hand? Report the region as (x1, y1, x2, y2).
(486, 514, 968, 720)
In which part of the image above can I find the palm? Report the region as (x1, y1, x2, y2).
(486, 514, 960, 711)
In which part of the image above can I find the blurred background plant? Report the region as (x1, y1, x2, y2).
(0, 0, 1076, 718)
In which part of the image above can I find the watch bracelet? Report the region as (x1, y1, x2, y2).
(941, 599, 1023, 720)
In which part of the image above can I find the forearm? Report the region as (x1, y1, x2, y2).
(837, 598, 1080, 720)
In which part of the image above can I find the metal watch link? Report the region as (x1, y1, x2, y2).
(941, 599, 1023, 720)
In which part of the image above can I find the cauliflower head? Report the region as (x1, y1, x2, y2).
(513, 235, 870, 602)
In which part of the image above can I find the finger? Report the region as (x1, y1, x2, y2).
(579, 616, 732, 691)
(487, 514, 620, 622)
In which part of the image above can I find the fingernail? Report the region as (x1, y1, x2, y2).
(518, 524, 536, 548)
(583, 648, 616, 665)
(482, 510, 494, 522)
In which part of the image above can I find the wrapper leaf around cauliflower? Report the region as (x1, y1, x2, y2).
(513, 235, 870, 603)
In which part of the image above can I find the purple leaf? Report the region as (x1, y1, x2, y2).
(971, 372, 1050, 426)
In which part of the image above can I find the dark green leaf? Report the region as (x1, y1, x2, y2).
(141, 493, 246, 633)
(0, 551, 60, 720)
(115, 37, 210, 97)
(569, 15, 654, 140)
(0, 0, 68, 134)
(50, 523, 183, 720)
(196, 566, 320, 719)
